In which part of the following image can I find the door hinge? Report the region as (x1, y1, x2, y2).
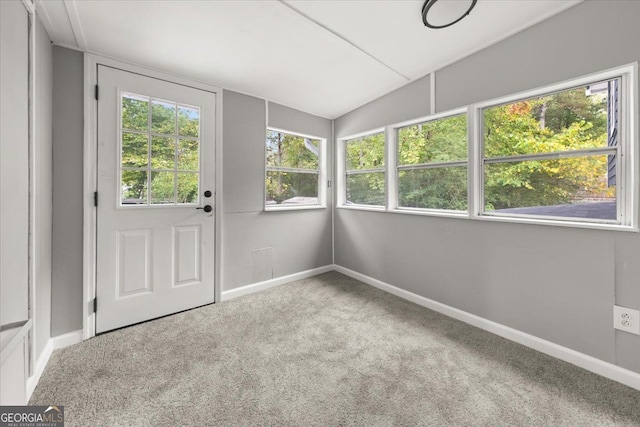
(94, 191, 98, 207)
(328, 180, 332, 188)
(94, 84, 99, 100)
(93, 297, 97, 313)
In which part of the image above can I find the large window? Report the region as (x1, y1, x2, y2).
(480, 76, 624, 224)
(343, 131, 385, 206)
(265, 129, 324, 209)
(336, 65, 635, 230)
(396, 112, 467, 212)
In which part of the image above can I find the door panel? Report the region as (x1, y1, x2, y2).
(96, 66, 216, 333)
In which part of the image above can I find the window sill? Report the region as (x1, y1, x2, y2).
(390, 207, 469, 219)
(475, 213, 638, 232)
(264, 204, 326, 212)
(337, 204, 386, 213)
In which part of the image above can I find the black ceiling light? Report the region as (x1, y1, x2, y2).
(422, 0, 478, 29)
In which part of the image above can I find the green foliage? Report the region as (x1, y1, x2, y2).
(345, 132, 385, 205)
(398, 114, 467, 165)
(397, 114, 467, 210)
(483, 88, 611, 210)
(399, 168, 467, 210)
(341, 85, 611, 211)
(120, 94, 200, 204)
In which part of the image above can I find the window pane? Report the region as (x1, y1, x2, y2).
(178, 139, 199, 171)
(121, 170, 148, 205)
(178, 106, 199, 138)
(122, 94, 148, 131)
(122, 132, 148, 168)
(151, 137, 176, 169)
(266, 130, 319, 169)
(152, 100, 176, 135)
(398, 114, 467, 165)
(484, 155, 615, 220)
(150, 171, 175, 204)
(346, 172, 385, 206)
(177, 173, 199, 204)
(345, 133, 384, 170)
(266, 171, 318, 205)
(398, 167, 467, 211)
(484, 82, 612, 158)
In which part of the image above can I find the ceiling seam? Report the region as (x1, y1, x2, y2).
(278, 0, 410, 82)
(35, 1, 60, 42)
(63, 0, 87, 50)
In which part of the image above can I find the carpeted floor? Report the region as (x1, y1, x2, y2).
(30, 272, 640, 426)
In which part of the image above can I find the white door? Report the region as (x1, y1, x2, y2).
(96, 66, 216, 333)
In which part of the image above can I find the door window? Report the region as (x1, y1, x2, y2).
(120, 93, 201, 205)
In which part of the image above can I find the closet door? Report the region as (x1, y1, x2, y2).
(0, 0, 31, 405)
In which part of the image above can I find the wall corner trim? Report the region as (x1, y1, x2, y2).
(334, 264, 640, 391)
(221, 265, 334, 301)
(26, 339, 53, 400)
(25, 329, 81, 401)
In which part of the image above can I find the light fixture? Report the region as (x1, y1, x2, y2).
(422, 0, 477, 29)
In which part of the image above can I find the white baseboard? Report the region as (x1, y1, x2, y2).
(26, 339, 53, 400)
(25, 330, 83, 401)
(52, 330, 83, 349)
(334, 265, 640, 391)
(221, 265, 334, 301)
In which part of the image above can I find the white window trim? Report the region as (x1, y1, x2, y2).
(335, 64, 638, 232)
(336, 127, 386, 209)
(264, 126, 327, 211)
(389, 107, 469, 216)
(472, 63, 638, 231)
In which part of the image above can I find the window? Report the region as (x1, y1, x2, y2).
(343, 131, 385, 206)
(120, 92, 200, 206)
(335, 65, 635, 230)
(479, 73, 628, 225)
(265, 129, 325, 209)
(396, 112, 467, 212)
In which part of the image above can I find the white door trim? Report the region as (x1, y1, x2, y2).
(83, 54, 224, 339)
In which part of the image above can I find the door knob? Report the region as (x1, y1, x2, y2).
(196, 205, 213, 213)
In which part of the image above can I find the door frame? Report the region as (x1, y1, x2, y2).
(83, 54, 224, 339)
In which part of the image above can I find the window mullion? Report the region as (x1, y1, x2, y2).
(397, 160, 467, 171)
(386, 125, 397, 211)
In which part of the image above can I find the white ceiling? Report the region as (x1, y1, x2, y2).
(37, 0, 582, 119)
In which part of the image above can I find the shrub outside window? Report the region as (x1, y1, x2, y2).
(480, 77, 622, 224)
(396, 113, 467, 212)
(265, 129, 324, 208)
(344, 131, 385, 206)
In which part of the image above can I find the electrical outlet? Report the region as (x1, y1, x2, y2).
(613, 305, 640, 335)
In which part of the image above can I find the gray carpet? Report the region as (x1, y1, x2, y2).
(30, 272, 640, 426)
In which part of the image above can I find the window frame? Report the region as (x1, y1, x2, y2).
(337, 128, 387, 210)
(117, 91, 203, 208)
(472, 64, 637, 231)
(334, 64, 637, 231)
(264, 127, 327, 211)
(390, 107, 469, 217)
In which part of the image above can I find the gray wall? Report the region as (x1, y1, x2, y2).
(34, 16, 53, 357)
(222, 92, 333, 290)
(47, 63, 334, 334)
(334, 0, 640, 373)
(51, 47, 84, 336)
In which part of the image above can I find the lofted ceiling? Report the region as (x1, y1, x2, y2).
(37, 0, 582, 119)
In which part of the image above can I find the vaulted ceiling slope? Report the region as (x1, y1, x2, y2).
(37, 0, 581, 119)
